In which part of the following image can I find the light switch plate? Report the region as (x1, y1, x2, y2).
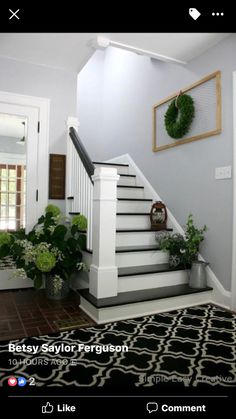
(215, 166, 232, 180)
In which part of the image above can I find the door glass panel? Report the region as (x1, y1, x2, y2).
(0, 114, 26, 231)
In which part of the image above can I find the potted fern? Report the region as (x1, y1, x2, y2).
(156, 214, 207, 270)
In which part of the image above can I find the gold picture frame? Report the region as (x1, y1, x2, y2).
(152, 70, 221, 152)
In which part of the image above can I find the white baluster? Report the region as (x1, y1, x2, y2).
(66, 117, 94, 251)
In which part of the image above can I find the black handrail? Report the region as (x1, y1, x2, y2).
(69, 127, 95, 183)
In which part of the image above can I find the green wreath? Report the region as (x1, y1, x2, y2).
(164, 94, 194, 139)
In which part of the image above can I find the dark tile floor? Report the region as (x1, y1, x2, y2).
(0, 289, 93, 341)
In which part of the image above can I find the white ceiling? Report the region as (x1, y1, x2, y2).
(0, 33, 230, 73)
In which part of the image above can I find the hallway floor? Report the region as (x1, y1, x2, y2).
(0, 289, 93, 341)
(1, 304, 235, 388)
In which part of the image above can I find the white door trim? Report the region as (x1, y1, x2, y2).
(231, 71, 236, 310)
(0, 102, 39, 231)
(0, 90, 50, 221)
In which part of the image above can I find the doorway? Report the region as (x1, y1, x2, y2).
(0, 103, 39, 232)
(0, 91, 50, 232)
(0, 113, 27, 231)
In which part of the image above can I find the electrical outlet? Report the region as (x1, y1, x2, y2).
(215, 166, 232, 180)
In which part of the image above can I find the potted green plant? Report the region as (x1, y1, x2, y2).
(156, 232, 186, 268)
(156, 214, 207, 269)
(184, 214, 207, 267)
(0, 205, 87, 300)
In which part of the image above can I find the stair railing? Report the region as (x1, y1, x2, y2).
(66, 117, 119, 298)
(66, 118, 94, 251)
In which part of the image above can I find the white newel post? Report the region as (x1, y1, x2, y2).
(90, 167, 120, 298)
(66, 117, 80, 217)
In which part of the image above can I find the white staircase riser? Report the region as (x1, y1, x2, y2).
(116, 250, 168, 267)
(117, 201, 153, 213)
(80, 291, 213, 324)
(94, 164, 129, 175)
(117, 188, 144, 199)
(118, 177, 136, 186)
(118, 270, 189, 292)
(116, 215, 151, 229)
(116, 231, 157, 246)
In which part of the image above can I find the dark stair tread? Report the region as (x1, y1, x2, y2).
(116, 245, 161, 253)
(119, 174, 136, 178)
(116, 228, 173, 232)
(79, 284, 213, 309)
(118, 263, 184, 277)
(117, 198, 152, 201)
(69, 212, 80, 215)
(84, 245, 161, 254)
(117, 185, 144, 189)
(93, 161, 129, 167)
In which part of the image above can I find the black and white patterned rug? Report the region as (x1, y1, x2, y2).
(0, 304, 235, 388)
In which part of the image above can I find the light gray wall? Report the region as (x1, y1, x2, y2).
(0, 56, 77, 211)
(77, 50, 104, 155)
(77, 35, 236, 291)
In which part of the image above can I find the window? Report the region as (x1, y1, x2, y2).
(0, 164, 26, 231)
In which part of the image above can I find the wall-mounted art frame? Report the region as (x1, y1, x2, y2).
(152, 70, 221, 152)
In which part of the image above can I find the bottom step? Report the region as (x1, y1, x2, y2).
(79, 285, 213, 324)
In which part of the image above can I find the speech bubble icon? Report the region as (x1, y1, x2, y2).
(147, 402, 158, 413)
(189, 8, 201, 20)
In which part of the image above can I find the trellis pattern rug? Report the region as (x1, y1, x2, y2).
(0, 304, 235, 388)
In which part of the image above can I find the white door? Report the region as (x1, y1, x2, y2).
(0, 103, 39, 232)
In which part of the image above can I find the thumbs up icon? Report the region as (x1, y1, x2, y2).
(42, 402, 54, 414)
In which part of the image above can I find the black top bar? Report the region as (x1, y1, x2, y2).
(69, 127, 95, 183)
(0, 6, 231, 31)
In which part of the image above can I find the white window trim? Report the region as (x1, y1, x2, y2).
(0, 90, 50, 221)
(231, 71, 236, 310)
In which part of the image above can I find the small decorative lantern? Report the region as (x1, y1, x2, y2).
(150, 201, 167, 231)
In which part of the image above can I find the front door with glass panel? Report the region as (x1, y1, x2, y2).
(0, 103, 39, 232)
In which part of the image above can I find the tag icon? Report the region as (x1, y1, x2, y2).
(8, 376, 17, 386)
(189, 8, 201, 20)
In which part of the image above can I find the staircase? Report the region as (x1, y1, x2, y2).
(66, 124, 212, 323)
(66, 123, 212, 324)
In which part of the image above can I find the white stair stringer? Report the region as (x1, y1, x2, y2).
(80, 290, 213, 324)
